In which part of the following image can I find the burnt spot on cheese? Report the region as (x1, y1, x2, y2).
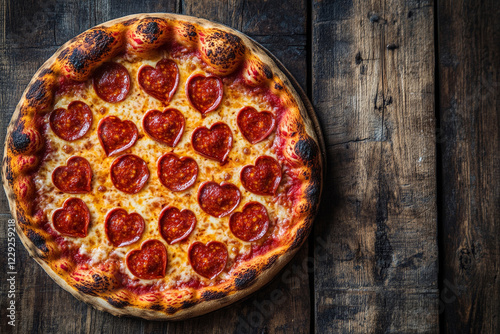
(149, 303, 164, 311)
(9, 121, 30, 154)
(202, 289, 227, 301)
(234, 268, 257, 290)
(107, 297, 130, 308)
(137, 21, 161, 43)
(26, 229, 48, 253)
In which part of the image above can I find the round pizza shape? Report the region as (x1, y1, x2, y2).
(2, 13, 323, 320)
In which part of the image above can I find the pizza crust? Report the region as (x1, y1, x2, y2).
(2, 13, 323, 320)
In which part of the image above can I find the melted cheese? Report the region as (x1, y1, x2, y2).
(34, 51, 291, 288)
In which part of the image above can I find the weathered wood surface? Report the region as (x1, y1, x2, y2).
(1, 0, 499, 333)
(437, 0, 500, 332)
(311, 0, 439, 332)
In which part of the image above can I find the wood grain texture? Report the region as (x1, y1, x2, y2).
(0, 0, 311, 333)
(437, 0, 500, 332)
(311, 0, 439, 332)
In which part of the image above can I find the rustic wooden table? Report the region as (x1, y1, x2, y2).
(0, 0, 498, 333)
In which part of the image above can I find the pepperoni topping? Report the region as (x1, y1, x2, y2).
(159, 207, 196, 244)
(138, 59, 180, 103)
(52, 156, 92, 194)
(241, 156, 282, 196)
(105, 208, 145, 247)
(158, 153, 198, 192)
(237, 107, 276, 144)
(126, 240, 167, 280)
(49, 101, 92, 141)
(110, 154, 149, 194)
(93, 62, 130, 103)
(98, 116, 138, 156)
(142, 108, 185, 147)
(230, 202, 270, 242)
(197, 181, 241, 218)
(52, 198, 90, 238)
(186, 74, 223, 115)
(188, 241, 228, 279)
(191, 122, 232, 163)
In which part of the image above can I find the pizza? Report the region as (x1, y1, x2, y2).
(2, 13, 322, 320)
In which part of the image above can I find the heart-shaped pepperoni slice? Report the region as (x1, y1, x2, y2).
(93, 62, 130, 103)
(138, 59, 179, 103)
(105, 208, 145, 247)
(237, 107, 276, 144)
(52, 198, 90, 238)
(110, 154, 149, 194)
(158, 153, 198, 192)
(50, 101, 93, 141)
(241, 156, 282, 196)
(191, 122, 232, 163)
(98, 116, 138, 156)
(188, 241, 228, 279)
(159, 207, 196, 244)
(52, 156, 92, 194)
(186, 74, 223, 115)
(142, 108, 185, 147)
(229, 202, 270, 242)
(198, 181, 241, 218)
(126, 239, 167, 280)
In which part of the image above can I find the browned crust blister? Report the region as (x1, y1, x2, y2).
(2, 13, 323, 320)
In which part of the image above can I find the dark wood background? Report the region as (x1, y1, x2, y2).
(0, 0, 498, 333)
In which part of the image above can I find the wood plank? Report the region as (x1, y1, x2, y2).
(437, 0, 500, 332)
(311, 0, 439, 332)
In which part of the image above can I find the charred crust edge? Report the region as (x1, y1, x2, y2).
(234, 269, 257, 290)
(295, 136, 322, 208)
(26, 229, 48, 253)
(75, 274, 114, 296)
(58, 28, 117, 74)
(149, 303, 164, 311)
(9, 121, 30, 154)
(291, 227, 307, 250)
(137, 21, 162, 43)
(16, 209, 30, 226)
(204, 31, 244, 68)
(201, 290, 227, 301)
(107, 297, 130, 308)
(181, 300, 197, 309)
(263, 255, 278, 270)
(4, 157, 14, 183)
